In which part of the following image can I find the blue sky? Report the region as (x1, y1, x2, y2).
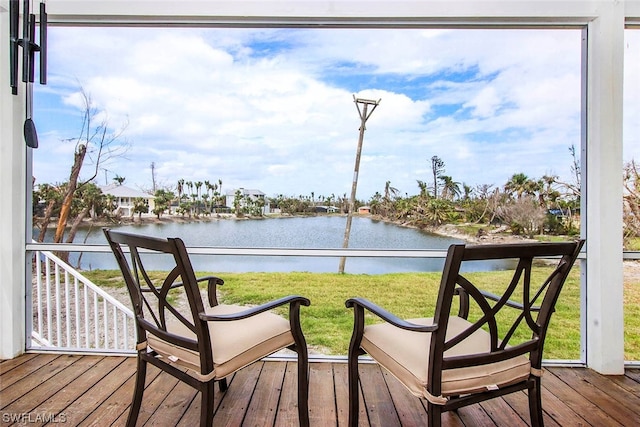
(32, 27, 639, 200)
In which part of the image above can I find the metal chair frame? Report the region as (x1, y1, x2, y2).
(347, 240, 584, 427)
(104, 229, 310, 427)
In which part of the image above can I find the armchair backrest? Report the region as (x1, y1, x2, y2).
(104, 228, 214, 373)
(428, 240, 584, 393)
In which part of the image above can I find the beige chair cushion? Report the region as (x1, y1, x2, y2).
(147, 304, 294, 379)
(360, 316, 531, 401)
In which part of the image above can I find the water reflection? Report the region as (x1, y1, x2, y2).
(41, 216, 513, 274)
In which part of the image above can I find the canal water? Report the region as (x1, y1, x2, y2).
(42, 216, 511, 274)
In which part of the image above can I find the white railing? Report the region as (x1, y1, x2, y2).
(30, 249, 136, 354)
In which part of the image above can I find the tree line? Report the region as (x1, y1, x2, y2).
(30, 87, 640, 249)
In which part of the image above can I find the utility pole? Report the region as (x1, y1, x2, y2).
(151, 162, 157, 193)
(339, 96, 380, 273)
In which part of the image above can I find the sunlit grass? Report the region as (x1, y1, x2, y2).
(84, 266, 614, 360)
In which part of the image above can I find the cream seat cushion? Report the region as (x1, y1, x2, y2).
(360, 316, 531, 401)
(147, 304, 294, 379)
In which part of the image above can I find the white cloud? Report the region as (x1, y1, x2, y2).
(32, 26, 635, 200)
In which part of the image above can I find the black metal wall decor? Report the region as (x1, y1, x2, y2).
(9, 0, 47, 148)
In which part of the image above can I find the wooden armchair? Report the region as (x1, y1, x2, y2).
(346, 240, 584, 427)
(104, 229, 310, 427)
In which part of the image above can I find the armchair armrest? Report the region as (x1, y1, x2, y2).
(197, 276, 224, 307)
(345, 297, 437, 333)
(199, 295, 310, 322)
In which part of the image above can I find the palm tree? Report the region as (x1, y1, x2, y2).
(424, 198, 451, 226)
(504, 173, 529, 199)
(462, 183, 474, 200)
(369, 192, 382, 215)
(383, 181, 399, 201)
(177, 179, 184, 208)
(439, 175, 461, 200)
(195, 181, 203, 214)
(416, 180, 430, 198)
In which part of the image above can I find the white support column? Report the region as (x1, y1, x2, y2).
(585, 2, 625, 374)
(0, 1, 27, 359)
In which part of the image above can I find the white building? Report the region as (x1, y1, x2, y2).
(100, 184, 155, 217)
(226, 188, 270, 215)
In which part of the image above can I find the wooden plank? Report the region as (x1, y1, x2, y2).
(0, 353, 60, 392)
(213, 362, 263, 426)
(274, 362, 302, 427)
(479, 395, 529, 427)
(129, 369, 181, 426)
(551, 367, 640, 424)
(331, 362, 368, 427)
(79, 365, 140, 427)
(572, 368, 640, 409)
(1, 355, 106, 423)
(379, 368, 430, 426)
(624, 368, 640, 383)
(500, 382, 586, 427)
(3, 355, 640, 427)
(539, 382, 593, 427)
(358, 363, 400, 427)
(0, 354, 76, 409)
(308, 361, 337, 427)
(243, 361, 286, 426)
(110, 362, 181, 427)
(79, 363, 162, 427)
(32, 356, 134, 425)
(543, 368, 623, 426)
(609, 373, 640, 397)
(176, 373, 235, 426)
(454, 404, 497, 426)
(0, 353, 39, 374)
(144, 375, 198, 426)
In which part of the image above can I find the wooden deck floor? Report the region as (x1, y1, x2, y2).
(1, 354, 640, 426)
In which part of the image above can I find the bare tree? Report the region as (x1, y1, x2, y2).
(555, 145, 581, 201)
(52, 87, 129, 245)
(497, 196, 546, 238)
(624, 160, 640, 243)
(431, 156, 445, 198)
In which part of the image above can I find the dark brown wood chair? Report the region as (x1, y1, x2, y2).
(104, 229, 310, 427)
(346, 240, 584, 427)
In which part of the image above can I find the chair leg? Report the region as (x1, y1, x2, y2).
(528, 377, 545, 427)
(218, 378, 228, 392)
(297, 345, 310, 427)
(126, 356, 147, 427)
(427, 402, 442, 427)
(200, 380, 215, 427)
(347, 351, 360, 427)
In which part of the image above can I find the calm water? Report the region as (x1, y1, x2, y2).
(44, 216, 510, 274)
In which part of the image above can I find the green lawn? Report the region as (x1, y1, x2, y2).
(85, 267, 640, 361)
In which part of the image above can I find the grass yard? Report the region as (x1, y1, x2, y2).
(85, 266, 640, 361)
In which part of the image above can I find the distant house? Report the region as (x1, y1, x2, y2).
(315, 205, 339, 213)
(100, 184, 155, 217)
(225, 188, 270, 215)
(358, 206, 371, 215)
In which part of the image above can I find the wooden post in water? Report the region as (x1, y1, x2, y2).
(339, 96, 380, 273)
